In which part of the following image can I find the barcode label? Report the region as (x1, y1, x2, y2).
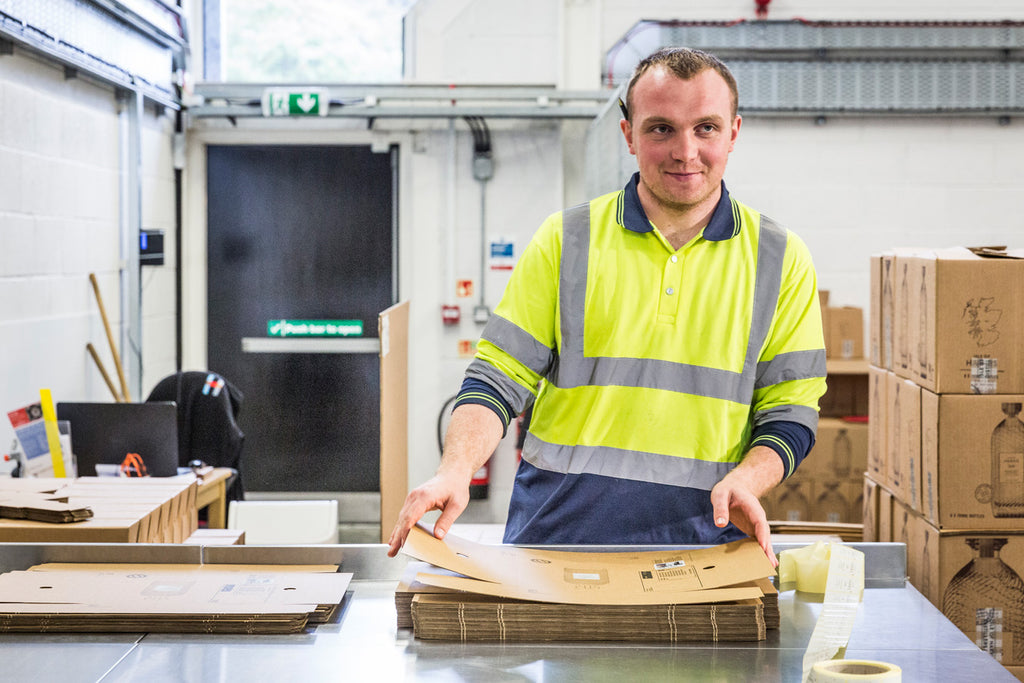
(970, 356, 998, 394)
(976, 607, 1004, 661)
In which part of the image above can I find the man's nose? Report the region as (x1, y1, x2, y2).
(671, 132, 699, 162)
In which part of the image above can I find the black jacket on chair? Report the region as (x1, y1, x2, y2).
(146, 371, 245, 502)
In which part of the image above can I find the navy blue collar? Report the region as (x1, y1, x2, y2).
(620, 172, 740, 242)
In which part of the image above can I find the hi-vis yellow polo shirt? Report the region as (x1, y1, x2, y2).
(461, 173, 827, 545)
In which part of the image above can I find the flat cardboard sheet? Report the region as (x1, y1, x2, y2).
(402, 524, 775, 606)
(0, 565, 352, 633)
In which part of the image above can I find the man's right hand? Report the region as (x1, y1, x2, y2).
(386, 403, 504, 558)
(386, 470, 470, 557)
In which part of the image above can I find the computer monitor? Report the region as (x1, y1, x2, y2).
(55, 402, 180, 477)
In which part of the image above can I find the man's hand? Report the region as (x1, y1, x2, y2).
(710, 477, 776, 567)
(385, 403, 503, 558)
(386, 470, 470, 557)
(710, 445, 785, 567)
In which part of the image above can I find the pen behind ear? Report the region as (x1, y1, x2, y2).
(618, 97, 629, 120)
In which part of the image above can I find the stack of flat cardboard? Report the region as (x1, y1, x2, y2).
(0, 563, 351, 634)
(0, 494, 93, 523)
(399, 525, 778, 643)
(0, 477, 197, 542)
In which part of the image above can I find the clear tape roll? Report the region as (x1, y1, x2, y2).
(810, 659, 902, 682)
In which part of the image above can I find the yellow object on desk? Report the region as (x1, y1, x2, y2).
(38, 389, 66, 478)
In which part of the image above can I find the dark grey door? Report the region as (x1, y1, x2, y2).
(206, 144, 394, 492)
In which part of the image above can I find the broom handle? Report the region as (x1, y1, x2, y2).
(86, 342, 123, 402)
(89, 273, 132, 402)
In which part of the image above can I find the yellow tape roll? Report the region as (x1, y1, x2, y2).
(810, 659, 901, 681)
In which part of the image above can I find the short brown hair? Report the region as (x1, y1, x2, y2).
(623, 47, 739, 120)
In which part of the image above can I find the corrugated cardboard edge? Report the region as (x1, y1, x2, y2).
(379, 301, 410, 543)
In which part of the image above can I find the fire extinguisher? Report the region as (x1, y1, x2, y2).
(469, 458, 491, 500)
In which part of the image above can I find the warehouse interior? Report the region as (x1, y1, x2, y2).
(2, 0, 1024, 680)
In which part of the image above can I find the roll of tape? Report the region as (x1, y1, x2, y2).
(810, 659, 901, 682)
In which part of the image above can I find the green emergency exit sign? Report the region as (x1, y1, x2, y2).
(267, 319, 363, 337)
(261, 88, 329, 117)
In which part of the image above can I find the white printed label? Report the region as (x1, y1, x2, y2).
(999, 452, 1024, 484)
(654, 560, 686, 571)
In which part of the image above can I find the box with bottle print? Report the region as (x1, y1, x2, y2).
(766, 418, 866, 523)
(893, 247, 1024, 395)
(909, 511, 1024, 666)
(868, 252, 898, 370)
(886, 373, 922, 512)
(921, 390, 1024, 530)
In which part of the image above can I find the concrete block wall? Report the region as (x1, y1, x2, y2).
(0, 48, 177, 457)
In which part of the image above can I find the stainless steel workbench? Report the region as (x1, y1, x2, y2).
(0, 542, 1014, 682)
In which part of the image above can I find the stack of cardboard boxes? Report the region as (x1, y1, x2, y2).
(864, 247, 1024, 673)
(762, 292, 868, 525)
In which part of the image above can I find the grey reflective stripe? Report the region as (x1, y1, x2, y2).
(755, 348, 827, 389)
(480, 314, 554, 377)
(554, 200, 789, 405)
(522, 432, 735, 492)
(752, 404, 820, 434)
(581, 356, 744, 403)
(558, 202, 593, 384)
(742, 214, 787, 389)
(465, 358, 535, 415)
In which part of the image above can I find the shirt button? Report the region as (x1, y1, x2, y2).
(670, 255, 678, 263)
(666, 287, 675, 295)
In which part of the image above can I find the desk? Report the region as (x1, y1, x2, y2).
(0, 542, 1016, 682)
(189, 467, 233, 529)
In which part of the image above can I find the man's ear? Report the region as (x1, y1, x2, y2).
(620, 118, 636, 155)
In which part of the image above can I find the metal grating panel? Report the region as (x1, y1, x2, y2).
(0, 0, 180, 102)
(605, 19, 1024, 115)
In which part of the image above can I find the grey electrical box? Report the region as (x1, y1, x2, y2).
(140, 230, 165, 266)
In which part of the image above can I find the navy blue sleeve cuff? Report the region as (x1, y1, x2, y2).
(453, 377, 516, 438)
(749, 420, 815, 479)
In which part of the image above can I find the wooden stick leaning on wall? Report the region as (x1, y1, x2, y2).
(88, 273, 132, 402)
(86, 343, 123, 402)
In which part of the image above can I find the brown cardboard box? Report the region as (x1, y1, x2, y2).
(877, 252, 897, 371)
(775, 478, 815, 522)
(811, 477, 864, 524)
(878, 485, 894, 543)
(921, 390, 1024, 530)
(886, 373, 922, 509)
(892, 376, 925, 509)
(826, 306, 864, 360)
(1005, 665, 1024, 682)
(896, 247, 1024, 394)
(867, 366, 888, 482)
(819, 369, 869, 418)
(803, 418, 868, 480)
(862, 476, 879, 542)
(911, 514, 1024, 666)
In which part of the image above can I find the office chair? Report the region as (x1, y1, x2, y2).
(146, 371, 245, 504)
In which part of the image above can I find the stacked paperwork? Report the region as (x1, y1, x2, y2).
(399, 525, 779, 643)
(0, 563, 351, 634)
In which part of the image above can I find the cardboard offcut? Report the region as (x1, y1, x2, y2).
(379, 302, 409, 543)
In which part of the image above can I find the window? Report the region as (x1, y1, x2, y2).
(208, 0, 415, 82)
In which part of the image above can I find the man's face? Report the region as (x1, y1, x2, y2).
(620, 67, 741, 219)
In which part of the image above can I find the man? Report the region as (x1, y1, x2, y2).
(387, 48, 826, 565)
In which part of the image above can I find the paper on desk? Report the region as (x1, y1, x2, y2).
(403, 524, 775, 606)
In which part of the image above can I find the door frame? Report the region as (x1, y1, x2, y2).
(182, 126, 410, 371)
